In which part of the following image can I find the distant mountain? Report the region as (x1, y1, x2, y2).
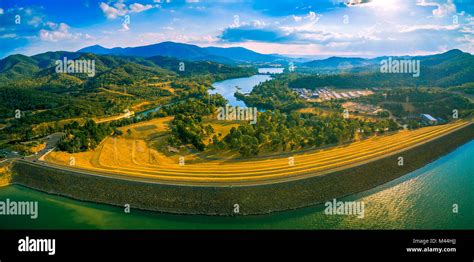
(291, 49, 474, 88)
(303, 57, 372, 69)
(76, 44, 111, 55)
(1, 48, 471, 90)
(202, 46, 282, 63)
(300, 49, 473, 76)
(78, 41, 284, 64)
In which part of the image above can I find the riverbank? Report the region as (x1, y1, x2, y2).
(10, 123, 474, 215)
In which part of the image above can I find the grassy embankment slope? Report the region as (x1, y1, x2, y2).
(11, 120, 474, 215)
(44, 118, 471, 185)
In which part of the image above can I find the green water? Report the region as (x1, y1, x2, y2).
(1, 140, 473, 229)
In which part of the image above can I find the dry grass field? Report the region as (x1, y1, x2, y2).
(297, 107, 323, 115)
(131, 101, 152, 111)
(147, 81, 175, 94)
(30, 142, 46, 153)
(0, 165, 11, 187)
(45, 117, 471, 184)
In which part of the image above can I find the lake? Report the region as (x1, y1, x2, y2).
(209, 74, 272, 107)
(137, 74, 273, 117)
(1, 139, 473, 229)
(258, 68, 285, 74)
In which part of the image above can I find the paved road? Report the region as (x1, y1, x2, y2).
(13, 121, 473, 187)
(29, 132, 64, 161)
(2, 132, 64, 163)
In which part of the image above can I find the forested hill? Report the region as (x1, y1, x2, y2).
(0, 51, 257, 88)
(78, 41, 283, 64)
(290, 49, 474, 89)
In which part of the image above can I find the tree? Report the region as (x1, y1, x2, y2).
(113, 128, 123, 136)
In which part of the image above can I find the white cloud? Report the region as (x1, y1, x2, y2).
(100, 2, 154, 19)
(100, 2, 127, 19)
(292, 15, 302, 22)
(433, 1, 456, 17)
(39, 22, 91, 42)
(347, 0, 405, 13)
(306, 11, 317, 21)
(416, 0, 456, 17)
(226, 0, 473, 56)
(129, 3, 153, 13)
(345, 0, 372, 6)
(398, 24, 459, 33)
(0, 8, 4, 15)
(292, 11, 319, 22)
(39, 23, 73, 41)
(251, 20, 266, 28)
(137, 32, 217, 45)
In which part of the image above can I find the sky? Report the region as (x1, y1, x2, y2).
(0, 0, 473, 58)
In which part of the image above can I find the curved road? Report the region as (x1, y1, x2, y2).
(13, 120, 473, 187)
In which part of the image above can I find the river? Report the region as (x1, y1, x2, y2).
(209, 74, 272, 107)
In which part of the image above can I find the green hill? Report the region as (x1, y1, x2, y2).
(291, 50, 474, 89)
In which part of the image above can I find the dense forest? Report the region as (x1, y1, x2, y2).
(57, 120, 112, 153)
(211, 110, 399, 156)
(288, 68, 474, 89)
(291, 49, 474, 89)
(235, 76, 306, 112)
(358, 88, 474, 120)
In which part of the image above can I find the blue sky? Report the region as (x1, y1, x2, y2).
(0, 0, 473, 58)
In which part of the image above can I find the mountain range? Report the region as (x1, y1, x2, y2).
(0, 50, 256, 90)
(78, 41, 284, 64)
(77, 42, 473, 75)
(0, 41, 472, 89)
(299, 49, 474, 75)
(290, 49, 474, 88)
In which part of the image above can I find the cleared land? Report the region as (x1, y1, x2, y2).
(44, 117, 472, 185)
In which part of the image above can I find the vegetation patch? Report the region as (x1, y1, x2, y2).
(0, 163, 12, 187)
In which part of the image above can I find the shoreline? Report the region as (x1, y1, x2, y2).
(9, 122, 474, 216)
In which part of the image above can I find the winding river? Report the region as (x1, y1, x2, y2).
(1, 73, 473, 229)
(209, 74, 272, 107)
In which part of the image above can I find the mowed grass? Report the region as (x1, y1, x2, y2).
(45, 116, 471, 184)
